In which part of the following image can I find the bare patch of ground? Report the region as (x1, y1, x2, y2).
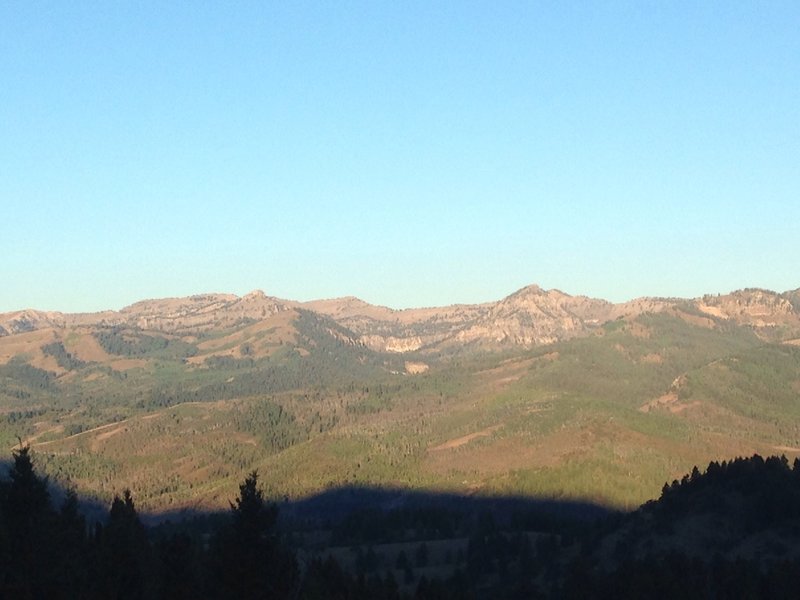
(429, 425, 503, 451)
(773, 445, 800, 454)
(477, 357, 537, 378)
(426, 435, 539, 475)
(639, 392, 700, 414)
(475, 356, 548, 393)
(109, 358, 147, 371)
(0, 328, 68, 373)
(425, 422, 625, 477)
(65, 330, 113, 362)
(673, 308, 716, 329)
(22, 423, 65, 445)
(31, 419, 133, 449)
(697, 304, 729, 319)
(0, 328, 57, 363)
(33, 354, 63, 373)
(95, 426, 125, 443)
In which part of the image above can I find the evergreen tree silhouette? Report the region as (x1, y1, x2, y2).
(95, 489, 152, 600)
(208, 471, 297, 599)
(0, 445, 58, 599)
(52, 489, 90, 598)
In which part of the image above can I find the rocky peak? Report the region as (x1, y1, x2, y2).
(448, 285, 610, 348)
(242, 289, 267, 300)
(2, 283, 799, 350)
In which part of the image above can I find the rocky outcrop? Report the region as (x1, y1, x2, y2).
(698, 289, 799, 328)
(107, 290, 289, 333)
(2, 285, 798, 351)
(440, 286, 609, 349)
(0, 309, 66, 336)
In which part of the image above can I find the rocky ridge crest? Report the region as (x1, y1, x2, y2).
(2, 286, 799, 353)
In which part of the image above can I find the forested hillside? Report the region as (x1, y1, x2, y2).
(5, 446, 800, 599)
(1, 286, 800, 511)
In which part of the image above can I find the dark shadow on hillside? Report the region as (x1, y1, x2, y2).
(1, 449, 618, 598)
(1, 452, 613, 531)
(8, 450, 800, 598)
(142, 485, 615, 531)
(280, 485, 613, 530)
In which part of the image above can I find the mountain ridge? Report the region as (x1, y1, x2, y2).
(3, 284, 799, 354)
(2, 283, 800, 512)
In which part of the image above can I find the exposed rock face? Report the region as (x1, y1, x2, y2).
(611, 297, 673, 319)
(453, 285, 614, 348)
(311, 285, 618, 352)
(698, 289, 799, 327)
(359, 335, 424, 353)
(303, 286, 800, 352)
(88, 291, 288, 334)
(303, 298, 492, 352)
(0, 293, 293, 338)
(2, 285, 798, 353)
(0, 310, 67, 336)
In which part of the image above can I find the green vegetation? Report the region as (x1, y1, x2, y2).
(232, 398, 307, 453)
(0, 360, 56, 395)
(42, 341, 87, 370)
(682, 344, 800, 423)
(6, 446, 800, 598)
(0, 307, 798, 513)
(0, 447, 298, 599)
(94, 326, 199, 359)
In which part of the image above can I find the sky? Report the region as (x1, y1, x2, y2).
(1, 2, 798, 313)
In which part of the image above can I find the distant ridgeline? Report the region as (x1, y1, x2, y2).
(4, 448, 800, 599)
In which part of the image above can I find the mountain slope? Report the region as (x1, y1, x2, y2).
(2, 284, 800, 512)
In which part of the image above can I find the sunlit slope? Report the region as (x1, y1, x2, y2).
(10, 305, 800, 512)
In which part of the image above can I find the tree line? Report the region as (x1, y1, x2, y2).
(0, 447, 441, 599)
(0, 446, 298, 599)
(6, 448, 800, 598)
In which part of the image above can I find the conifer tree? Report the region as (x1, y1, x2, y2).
(52, 489, 90, 598)
(208, 471, 297, 599)
(1, 445, 58, 598)
(95, 489, 152, 600)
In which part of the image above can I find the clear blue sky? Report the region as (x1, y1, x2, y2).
(2, 2, 798, 312)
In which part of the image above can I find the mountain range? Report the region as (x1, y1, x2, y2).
(3, 284, 799, 359)
(1, 283, 800, 513)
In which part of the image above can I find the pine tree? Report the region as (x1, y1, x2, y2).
(0, 445, 58, 599)
(52, 489, 90, 598)
(208, 471, 297, 599)
(95, 489, 152, 600)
